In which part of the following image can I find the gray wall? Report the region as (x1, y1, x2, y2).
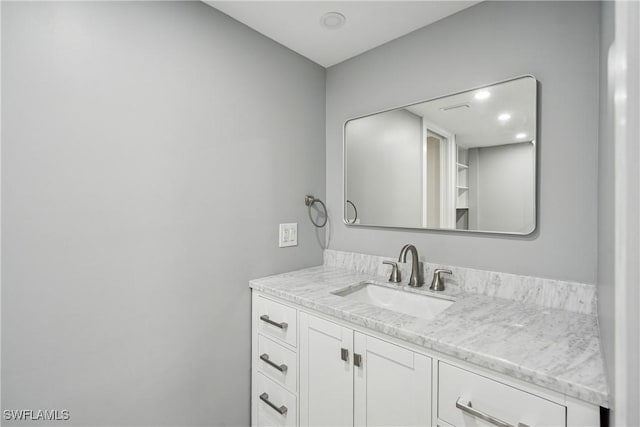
(326, 1, 600, 284)
(345, 109, 422, 227)
(597, 0, 615, 419)
(470, 142, 535, 233)
(1, 2, 325, 426)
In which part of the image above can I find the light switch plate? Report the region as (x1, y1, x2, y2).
(279, 223, 298, 247)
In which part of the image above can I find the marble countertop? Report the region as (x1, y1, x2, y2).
(250, 265, 609, 408)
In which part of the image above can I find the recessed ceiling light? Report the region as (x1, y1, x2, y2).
(498, 113, 511, 121)
(320, 12, 346, 30)
(516, 133, 527, 139)
(474, 90, 490, 100)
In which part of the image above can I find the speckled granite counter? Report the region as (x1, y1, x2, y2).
(250, 265, 609, 408)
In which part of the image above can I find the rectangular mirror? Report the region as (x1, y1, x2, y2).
(344, 75, 537, 235)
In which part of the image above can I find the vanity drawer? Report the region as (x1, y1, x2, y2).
(438, 362, 565, 427)
(256, 372, 297, 427)
(258, 334, 297, 393)
(255, 296, 297, 347)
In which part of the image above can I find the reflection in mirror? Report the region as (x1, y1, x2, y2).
(344, 76, 537, 234)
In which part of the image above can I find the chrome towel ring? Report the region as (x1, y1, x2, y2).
(346, 200, 358, 224)
(305, 195, 328, 228)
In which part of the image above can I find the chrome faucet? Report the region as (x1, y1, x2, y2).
(398, 244, 424, 287)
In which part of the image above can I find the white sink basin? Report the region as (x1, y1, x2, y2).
(332, 282, 454, 320)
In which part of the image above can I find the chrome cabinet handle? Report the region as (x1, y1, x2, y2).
(341, 348, 349, 362)
(259, 314, 288, 330)
(354, 353, 362, 367)
(456, 397, 529, 427)
(259, 392, 288, 415)
(260, 353, 288, 373)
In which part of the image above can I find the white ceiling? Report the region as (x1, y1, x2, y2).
(205, 1, 480, 67)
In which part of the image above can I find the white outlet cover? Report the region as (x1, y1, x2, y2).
(279, 223, 298, 248)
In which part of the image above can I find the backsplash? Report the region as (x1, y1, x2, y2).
(323, 249, 597, 315)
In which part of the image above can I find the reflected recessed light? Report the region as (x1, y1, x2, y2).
(475, 90, 491, 100)
(516, 133, 527, 139)
(320, 12, 346, 29)
(498, 113, 511, 121)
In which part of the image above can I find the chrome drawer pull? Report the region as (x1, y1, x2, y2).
(259, 392, 288, 415)
(456, 397, 529, 427)
(260, 353, 288, 373)
(259, 314, 288, 330)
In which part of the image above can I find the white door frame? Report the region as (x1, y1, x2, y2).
(422, 120, 456, 229)
(613, 1, 640, 424)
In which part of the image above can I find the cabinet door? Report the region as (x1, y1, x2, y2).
(354, 333, 432, 427)
(300, 313, 354, 427)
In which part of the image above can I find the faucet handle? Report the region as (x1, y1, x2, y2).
(382, 261, 401, 283)
(430, 269, 452, 291)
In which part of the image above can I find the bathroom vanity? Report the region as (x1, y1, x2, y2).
(250, 251, 608, 427)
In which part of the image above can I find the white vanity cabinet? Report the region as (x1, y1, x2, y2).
(251, 291, 601, 427)
(252, 296, 299, 427)
(438, 362, 565, 427)
(299, 313, 354, 426)
(298, 313, 431, 427)
(352, 331, 431, 426)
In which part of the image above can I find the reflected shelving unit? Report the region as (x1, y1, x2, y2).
(456, 148, 469, 230)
